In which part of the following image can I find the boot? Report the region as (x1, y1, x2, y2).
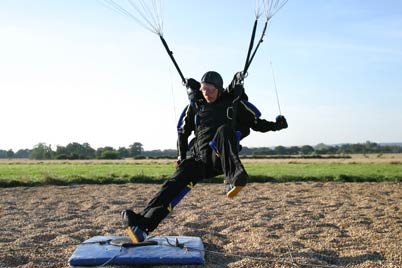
(121, 210, 147, 243)
(226, 170, 248, 199)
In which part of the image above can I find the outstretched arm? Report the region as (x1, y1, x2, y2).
(252, 115, 288, 132)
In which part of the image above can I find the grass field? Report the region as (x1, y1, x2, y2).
(0, 154, 401, 187)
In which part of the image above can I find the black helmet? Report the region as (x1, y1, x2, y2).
(201, 71, 224, 91)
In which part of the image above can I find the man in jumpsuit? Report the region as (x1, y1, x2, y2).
(122, 71, 288, 243)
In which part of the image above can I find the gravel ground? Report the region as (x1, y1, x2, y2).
(1, 182, 401, 268)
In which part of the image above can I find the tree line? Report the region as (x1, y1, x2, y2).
(240, 142, 402, 156)
(1, 141, 402, 160)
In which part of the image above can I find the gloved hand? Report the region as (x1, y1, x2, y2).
(225, 82, 248, 102)
(232, 71, 243, 83)
(226, 72, 243, 93)
(185, 78, 200, 91)
(275, 115, 288, 130)
(232, 83, 244, 97)
(186, 78, 201, 102)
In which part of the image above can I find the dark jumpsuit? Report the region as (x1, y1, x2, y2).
(136, 93, 280, 233)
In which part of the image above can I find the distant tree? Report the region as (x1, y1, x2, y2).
(161, 149, 177, 158)
(14, 149, 32, 158)
(351, 143, 365, 153)
(130, 142, 144, 156)
(55, 154, 69, 160)
(239, 146, 253, 155)
(67, 142, 95, 159)
(143, 149, 176, 158)
(317, 145, 338, 155)
(100, 150, 121, 159)
(6, 149, 14, 158)
(56, 145, 68, 156)
(30, 143, 53, 160)
(315, 143, 333, 154)
(118, 147, 130, 158)
(251, 147, 274, 155)
(274, 145, 287, 155)
(82, 143, 96, 158)
(0, 150, 7, 158)
(142, 149, 161, 158)
(363, 141, 379, 153)
(338, 144, 352, 154)
(300, 145, 314, 155)
(96, 146, 115, 159)
(288, 146, 300, 155)
(55, 142, 95, 159)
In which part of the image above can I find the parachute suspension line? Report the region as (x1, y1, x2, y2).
(270, 59, 282, 115)
(99, 0, 163, 35)
(263, 0, 289, 21)
(241, 0, 288, 82)
(127, 0, 163, 35)
(99, 0, 186, 84)
(254, 0, 265, 19)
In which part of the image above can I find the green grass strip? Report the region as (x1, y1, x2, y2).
(244, 162, 402, 182)
(0, 162, 401, 187)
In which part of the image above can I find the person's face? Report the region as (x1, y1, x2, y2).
(200, 82, 219, 103)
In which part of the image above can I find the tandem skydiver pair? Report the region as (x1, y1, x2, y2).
(122, 71, 288, 243)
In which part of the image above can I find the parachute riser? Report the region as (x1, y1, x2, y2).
(244, 20, 269, 76)
(231, 14, 270, 130)
(159, 35, 186, 85)
(241, 0, 289, 84)
(242, 18, 258, 78)
(239, 18, 268, 86)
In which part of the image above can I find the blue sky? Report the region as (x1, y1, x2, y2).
(1, 0, 401, 151)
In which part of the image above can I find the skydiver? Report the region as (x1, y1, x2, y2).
(122, 71, 288, 243)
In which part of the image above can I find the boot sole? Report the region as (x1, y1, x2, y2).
(126, 227, 141, 243)
(226, 186, 244, 199)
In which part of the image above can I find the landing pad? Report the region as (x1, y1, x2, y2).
(69, 235, 205, 267)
